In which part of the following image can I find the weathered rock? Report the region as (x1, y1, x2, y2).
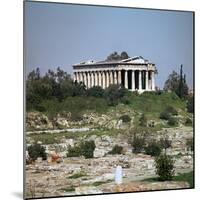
(101, 135, 112, 144)
(26, 112, 53, 130)
(75, 186, 102, 195)
(54, 117, 69, 128)
(116, 119, 123, 129)
(93, 148, 107, 158)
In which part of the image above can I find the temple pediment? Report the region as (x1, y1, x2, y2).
(120, 56, 149, 64)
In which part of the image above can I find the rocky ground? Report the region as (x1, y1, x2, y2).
(25, 111, 194, 199)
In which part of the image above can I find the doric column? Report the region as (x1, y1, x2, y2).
(139, 70, 142, 90)
(118, 70, 121, 85)
(99, 71, 102, 87)
(145, 71, 149, 91)
(76, 72, 79, 82)
(79, 72, 83, 82)
(95, 71, 98, 86)
(83, 72, 87, 88)
(87, 72, 91, 88)
(106, 71, 109, 87)
(151, 71, 155, 90)
(125, 70, 128, 89)
(102, 71, 106, 89)
(132, 70, 135, 91)
(114, 71, 117, 84)
(110, 71, 113, 85)
(73, 72, 76, 82)
(91, 72, 94, 87)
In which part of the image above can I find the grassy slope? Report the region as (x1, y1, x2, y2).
(27, 92, 192, 143)
(142, 171, 194, 187)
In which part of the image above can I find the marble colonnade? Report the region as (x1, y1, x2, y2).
(73, 69, 155, 91)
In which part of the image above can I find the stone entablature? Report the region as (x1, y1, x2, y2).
(72, 56, 157, 92)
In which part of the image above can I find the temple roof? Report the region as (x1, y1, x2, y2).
(73, 56, 154, 67)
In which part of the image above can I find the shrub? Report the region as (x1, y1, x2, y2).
(159, 137, 172, 152)
(80, 140, 96, 159)
(145, 141, 161, 156)
(104, 85, 128, 106)
(86, 86, 104, 97)
(108, 145, 123, 154)
(159, 111, 171, 120)
(185, 117, 192, 126)
(121, 95, 131, 105)
(27, 144, 47, 161)
(139, 113, 147, 127)
(67, 140, 96, 158)
(155, 154, 175, 181)
(168, 116, 178, 126)
(70, 112, 83, 122)
(67, 145, 81, 157)
(165, 106, 178, 115)
(119, 114, 131, 123)
(131, 133, 145, 153)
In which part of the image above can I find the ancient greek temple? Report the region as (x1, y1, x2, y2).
(73, 56, 156, 92)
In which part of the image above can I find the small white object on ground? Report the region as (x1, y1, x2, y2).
(115, 165, 123, 184)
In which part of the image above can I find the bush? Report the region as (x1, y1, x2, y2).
(108, 145, 123, 154)
(67, 145, 82, 157)
(131, 134, 145, 153)
(70, 112, 83, 122)
(80, 140, 96, 159)
(119, 114, 131, 123)
(86, 86, 104, 97)
(104, 85, 128, 106)
(27, 144, 47, 161)
(159, 137, 172, 151)
(165, 106, 178, 115)
(121, 95, 131, 105)
(160, 106, 178, 121)
(67, 140, 96, 158)
(139, 113, 147, 127)
(159, 111, 171, 120)
(168, 116, 178, 126)
(185, 117, 192, 126)
(145, 141, 161, 156)
(155, 154, 175, 181)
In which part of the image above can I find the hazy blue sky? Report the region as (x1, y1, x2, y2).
(24, 1, 194, 89)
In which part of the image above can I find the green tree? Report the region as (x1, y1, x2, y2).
(164, 66, 189, 98)
(145, 140, 161, 157)
(80, 140, 96, 159)
(163, 71, 179, 92)
(120, 51, 129, 59)
(131, 132, 146, 153)
(27, 144, 47, 161)
(86, 86, 105, 97)
(104, 85, 128, 106)
(106, 51, 129, 61)
(106, 51, 121, 61)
